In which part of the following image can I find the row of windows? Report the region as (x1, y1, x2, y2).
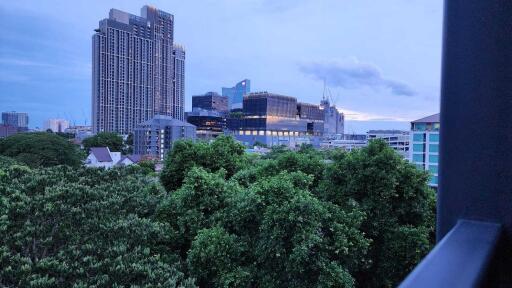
(413, 143, 439, 153)
(413, 133, 439, 142)
(412, 154, 439, 163)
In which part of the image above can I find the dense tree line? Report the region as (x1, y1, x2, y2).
(0, 134, 435, 287)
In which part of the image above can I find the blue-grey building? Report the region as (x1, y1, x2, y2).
(92, 6, 184, 134)
(2, 111, 28, 131)
(133, 115, 196, 160)
(222, 79, 250, 110)
(410, 113, 440, 187)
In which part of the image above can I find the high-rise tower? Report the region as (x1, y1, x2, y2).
(92, 6, 183, 134)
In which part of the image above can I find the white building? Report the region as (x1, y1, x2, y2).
(44, 119, 69, 133)
(367, 130, 410, 159)
(85, 147, 122, 169)
(320, 134, 367, 151)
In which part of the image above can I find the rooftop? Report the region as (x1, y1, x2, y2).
(411, 113, 440, 124)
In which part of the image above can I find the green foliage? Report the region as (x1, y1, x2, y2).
(0, 135, 434, 287)
(160, 136, 246, 191)
(82, 132, 124, 154)
(319, 139, 435, 287)
(138, 159, 157, 172)
(0, 164, 195, 287)
(0, 132, 82, 168)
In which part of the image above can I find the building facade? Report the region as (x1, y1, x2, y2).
(2, 111, 28, 131)
(173, 44, 185, 121)
(368, 130, 410, 158)
(44, 119, 70, 133)
(92, 6, 184, 134)
(192, 92, 228, 112)
(133, 115, 196, 160)
(320, 99, 344, 137)
(320, 134, 367, 151)
(227, 92, 323, 148)
(222, 79, 250, 110)
(410, 113, 440, 187)
(186, 108, 226, 140)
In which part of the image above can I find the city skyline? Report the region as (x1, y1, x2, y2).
(0, 0, 442, 133)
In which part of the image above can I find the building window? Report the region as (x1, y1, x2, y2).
(415, 163, 424, 170)
(413, 154, 424, 163)
(429, 165, 438, 174)
(429, 144, 439, 153)
(429, 154, 439, 163)
(429, 133, 439, 143)
(413, 144, 425, 152)
(430, 175, 439, 185)
(413, 133, 425, 142)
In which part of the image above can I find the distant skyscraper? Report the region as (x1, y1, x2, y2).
(173, 44, 185, 121)
(44, 119, 70, 133)
(319, 98, 344, 136)
(192, 92, 228, 112)
(92, 6, 183, 134)
(2, 111, 28, 131)
(222, 79, 250, 110)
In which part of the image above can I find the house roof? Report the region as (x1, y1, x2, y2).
(411, 113, 440, 123)
(90, 147, 112, 162)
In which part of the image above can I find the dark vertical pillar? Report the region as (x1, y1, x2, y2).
(439, 0, 512, 240)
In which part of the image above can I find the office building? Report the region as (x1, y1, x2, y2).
(368, 130, 410, 158)
(227, 92, 323, 147)
(133, 115, 196, 160)
(410, 113, 440, 187)
(321, 134, 367, 151)
(173, 44, 185, 120)
(222, 79, 250, 110)
(192, 92, 228, 112)
(2, 111, 28, 131)
(186, 108, 226, 140)
(320, 98, 344, 136)
(44, 119, 70, 133)
(92, 6, 184, 134)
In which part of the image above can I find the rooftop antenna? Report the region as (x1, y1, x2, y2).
(322, 78, 327, 101)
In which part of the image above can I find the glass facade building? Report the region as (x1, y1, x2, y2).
(92, 6, 184, 134)
(192, 92, 228, 112)
(227, 92, 323, 147)
(222, 79, 250, 110)
(410, 113, 440, 187)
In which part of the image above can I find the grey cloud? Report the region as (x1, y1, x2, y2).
(299, 59, 415, 96)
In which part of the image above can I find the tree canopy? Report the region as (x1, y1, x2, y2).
(0, 132, 82, 168)
(82, 132, 124, 153)
(0, 136, 435, 287)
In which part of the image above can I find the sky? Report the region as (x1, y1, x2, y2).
(0, 0, 443, 133)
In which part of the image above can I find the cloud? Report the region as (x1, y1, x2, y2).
(299, 59, 415, 96)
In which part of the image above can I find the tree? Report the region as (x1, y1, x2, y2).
(160, 136, 246, 192)
(319, 139, 435, 287)
(0, 132, 82, 168)
(82, 132, 124, 153)
(0, 164, 195, 287)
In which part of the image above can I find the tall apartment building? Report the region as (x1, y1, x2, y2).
(2, 111, 29, 131)
(222, 79, 250, 110)
(410, 113, 440, 188)
(320, 98, 344, 137)
(173, 44, 185, 120)
(92, 6, 184, 134)
(367, 130, 410, 158)
(192, 92, 228, 112)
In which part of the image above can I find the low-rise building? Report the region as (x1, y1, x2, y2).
(409, 113, 440, 188)
(85, 147, 122, 169)
(320, 134, 367, 151)
(133, 115, 196, 160)
(0, 125, 18, 138)
(367, 130, 410, 158)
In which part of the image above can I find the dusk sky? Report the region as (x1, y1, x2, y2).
(0, 0, 443, 133)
